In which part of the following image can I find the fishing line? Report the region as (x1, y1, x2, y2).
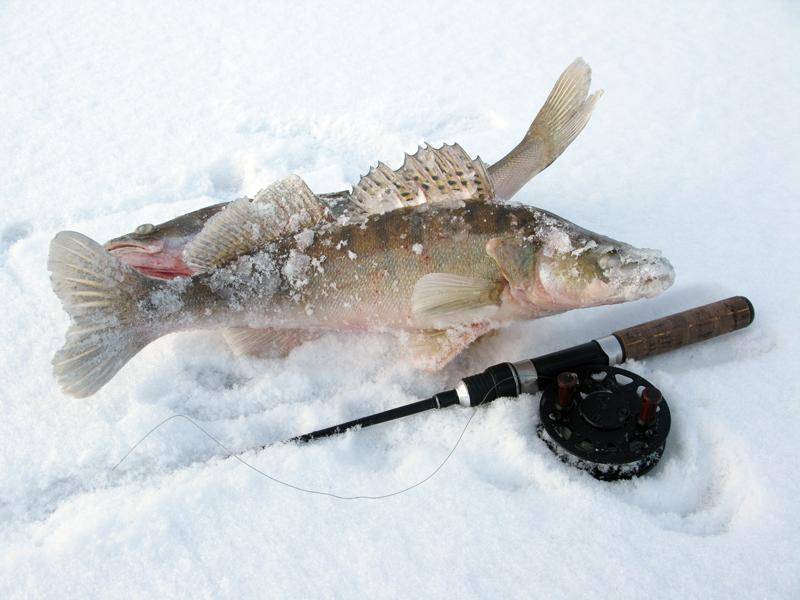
(109, 297, 754, 489)
(110, 377, 516, 500)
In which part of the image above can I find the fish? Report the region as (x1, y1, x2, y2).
(48, 58, 675, 398)
(104, 58, 603, 279)
(101, 58, 605, 357)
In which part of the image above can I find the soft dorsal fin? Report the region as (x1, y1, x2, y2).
(184, 175, 326, 273)
(351, 143, 494, 215)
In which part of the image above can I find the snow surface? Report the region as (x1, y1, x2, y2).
(2, 1, 799, 598)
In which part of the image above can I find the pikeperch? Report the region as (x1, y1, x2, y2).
(104, 58, 603, 279)
(102, 59, 603, 358)
(48, 59, 674, 398)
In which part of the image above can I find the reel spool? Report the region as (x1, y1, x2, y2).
(536, 365, 671, 481)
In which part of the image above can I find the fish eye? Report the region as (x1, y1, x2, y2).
(135, 223, 155, 235)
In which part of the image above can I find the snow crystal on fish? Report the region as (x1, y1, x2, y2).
(311, 255, 326, 274)
(542, 229, 572, 257)
(208, 250, 280, 310)
(283, 250, 312, 291)
(294, 229, 315, 251)
(571, 239, 597, 256)
(146, 279, 188, 315)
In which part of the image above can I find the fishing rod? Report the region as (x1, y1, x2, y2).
(284, 296, 754, 480)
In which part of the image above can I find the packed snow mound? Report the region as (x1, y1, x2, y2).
(1, 2, 799, 599)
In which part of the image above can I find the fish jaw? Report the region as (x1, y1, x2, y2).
(105, 239, 194, 279)
(102, 202, 229, 280)
(485, 219, 674, 314)
(533, 243, 675, 310)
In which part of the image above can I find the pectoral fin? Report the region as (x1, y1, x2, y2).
(411, 273, 504, 326)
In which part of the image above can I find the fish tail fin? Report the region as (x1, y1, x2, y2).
(489, 57, 603, 199)
(48, 231, 163, 398)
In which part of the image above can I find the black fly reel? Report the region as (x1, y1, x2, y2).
(536, 365, 671, 481)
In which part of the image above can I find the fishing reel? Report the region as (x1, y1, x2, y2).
(288, 297, 752, 484)
(537, 365, 670, 481)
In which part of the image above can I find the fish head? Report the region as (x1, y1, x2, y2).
(105, 223, 192, 279)
(104, 203, 226, 279)
(487, 212, 674, 314)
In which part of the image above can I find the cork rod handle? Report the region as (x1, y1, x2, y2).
(613, 296, 754, 361)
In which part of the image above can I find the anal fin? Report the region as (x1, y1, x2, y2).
(222, 327, 322, 358)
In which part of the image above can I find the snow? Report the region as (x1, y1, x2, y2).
(1, 1, 799, 598)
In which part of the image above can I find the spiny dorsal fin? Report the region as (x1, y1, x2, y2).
(184, 175, 325, 273)
(351, 143, 494, 215)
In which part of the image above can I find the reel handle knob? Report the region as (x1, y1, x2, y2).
(638, 387, 662, 426)
(612, 296, 754, 361)
(556, 372, 578, 409)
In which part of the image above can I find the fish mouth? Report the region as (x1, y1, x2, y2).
(532, 246, 675, 309)
(105, 239, 164, 254)
(105, 240, 194, 280)
(608, 248, 675, 300)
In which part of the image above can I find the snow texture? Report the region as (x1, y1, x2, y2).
(1, 1, 799, 598)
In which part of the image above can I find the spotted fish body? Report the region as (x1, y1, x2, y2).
(278, 201, 519, 330)
(164, 197, 671, 334)
(127, 201, 515, 331)
(48, 58, 674, 398)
